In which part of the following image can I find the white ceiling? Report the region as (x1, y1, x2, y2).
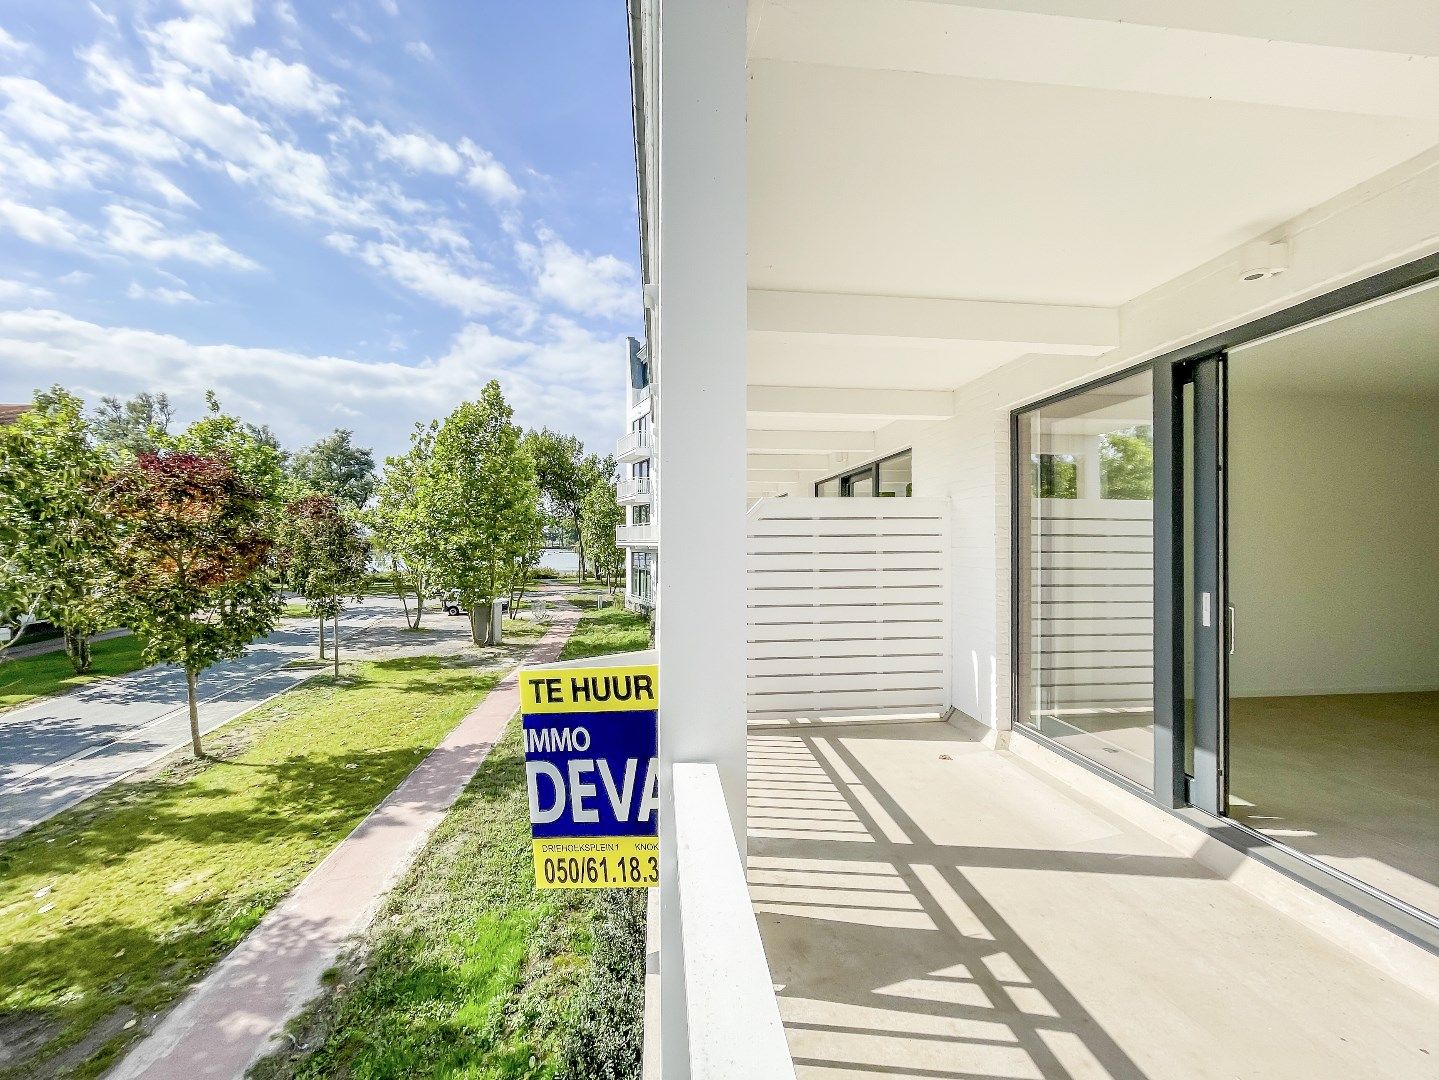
(742, 0, 1439, 486)
(747, 60, 1439, 307)
(748, 331, 1030, 390)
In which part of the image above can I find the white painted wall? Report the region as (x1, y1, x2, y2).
(1228, 392, 1439, 696)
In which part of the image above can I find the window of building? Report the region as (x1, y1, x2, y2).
(632, 504, 650, 525)
(815, 449, 912, 498)
(1014, 369, 1155, 790)
(630, 550, 652, 601)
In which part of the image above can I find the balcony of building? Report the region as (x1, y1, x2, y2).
(617, 477, 652, 506)
(617, 522, 658, 546)
(633, 1, 1439, 1076)
(616, 430, 652, 464)
(745, 714, 1439, 1079)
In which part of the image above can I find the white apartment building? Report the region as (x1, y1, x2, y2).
(617, 335, 657, 615)
(628, 3, 1439, 1078)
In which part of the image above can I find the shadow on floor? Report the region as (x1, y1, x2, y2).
(747, 719, 1169, 1080)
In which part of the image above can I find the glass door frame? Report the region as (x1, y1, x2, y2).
(1015, 250, 1439, 813)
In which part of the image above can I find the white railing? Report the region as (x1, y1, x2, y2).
(617, 477, 653, 504)
(616, 430, 652, 462)
(671, 763, 797, 1080)
(617, 523, 658, 546)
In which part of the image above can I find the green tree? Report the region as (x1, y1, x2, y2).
(1034, 454, 1078, 500)
(91, 391, 173, 458)
(581, 473, 625, 596)
(1100, 426, 1154, 500)
(278, 495, 369, 681)
(103, 452, 281, 756)
(290, 429, 377, 510)
(525, 429, 593, 581)
(367, 422, 444, 630)
(0, 386, 117, 672)
(423, 383, 539, 645)
(173, 391, 290, 506)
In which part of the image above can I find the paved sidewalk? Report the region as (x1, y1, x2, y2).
(0, 627, 130, 661)
(109, 604, 583, 1080)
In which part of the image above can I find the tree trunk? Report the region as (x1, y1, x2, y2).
(469, 602, 494, 647)
(62, 627, 93, 675)
(574, 512, 586, 582)
(185, 668, 203, 757)
(333, 611, 340, 681)
(318, 614, 328, 658)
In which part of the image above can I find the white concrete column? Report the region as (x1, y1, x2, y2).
(652, 0, 747, 1076)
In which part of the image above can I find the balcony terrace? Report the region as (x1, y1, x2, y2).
(617, 430, 652, 464)
(617, 477, 652, 505)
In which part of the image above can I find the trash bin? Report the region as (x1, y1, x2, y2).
(491, 599, 505, 645)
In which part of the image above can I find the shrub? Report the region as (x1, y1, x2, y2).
(554, 889, 647, 1080)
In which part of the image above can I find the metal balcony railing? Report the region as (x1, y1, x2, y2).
(617, 477, 652, 504)
(616, 523, 658, 545)
(616, 430, 652, 463)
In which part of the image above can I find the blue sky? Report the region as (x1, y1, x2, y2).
(0, 0, 639, 460)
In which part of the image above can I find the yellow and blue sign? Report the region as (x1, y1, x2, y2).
(519, 656, 658, 889)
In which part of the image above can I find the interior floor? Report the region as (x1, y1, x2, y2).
(1229, 692, 1439, 918)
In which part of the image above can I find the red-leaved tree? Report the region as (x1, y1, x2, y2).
(103, 452, 281, 756)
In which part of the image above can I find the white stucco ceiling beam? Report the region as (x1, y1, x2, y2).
(747, 385, 953, 420)
(749, 288, 1117, 355)
(744, 470, 812, 486)
(746, 453, 836, 473)
(747, 428, 877, 454)
(750, 0, 1439, 120)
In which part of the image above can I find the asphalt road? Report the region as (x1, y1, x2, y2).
(0, 599, 407, 841)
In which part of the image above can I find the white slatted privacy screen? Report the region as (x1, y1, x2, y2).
(1029, 498, 1154, 712)
(746, 498, 950, 722)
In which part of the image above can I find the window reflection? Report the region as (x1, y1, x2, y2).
(1016, 371, 1155, 789)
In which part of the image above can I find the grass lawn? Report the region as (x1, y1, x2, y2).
(0, 635, 148, 711)
(557, 604, 651, 661)
(253, 603, 653, 1080)
(0, 654, 505, 1080)
(501, 617, 547, 642)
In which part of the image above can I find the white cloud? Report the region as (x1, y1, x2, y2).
(0, 279, 55, 304)
(147, 15, 343, 116)
(180, 0, 256, 30)
(104, 205, 259, 270)
(353, 121, 463, 175)
(404, 41, 434, 62)
(58, 270, 93, 285)
(459, 139, 521, 203)
(126, 281, 201, 305)
(377, 0, 400, 14)
(0, 308, 625, 457)
(519, 227, 636, 319)
(0, 26, 30, 54)
(347, 238, 527, 318)
(0, 199, 82, 247)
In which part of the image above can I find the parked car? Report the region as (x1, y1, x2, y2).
(442, 595, 508, 617)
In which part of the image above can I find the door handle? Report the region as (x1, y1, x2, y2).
(1227, 605, 1235, 655)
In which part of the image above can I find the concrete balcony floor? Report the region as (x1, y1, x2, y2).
(747, 717, 1439, 1080)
